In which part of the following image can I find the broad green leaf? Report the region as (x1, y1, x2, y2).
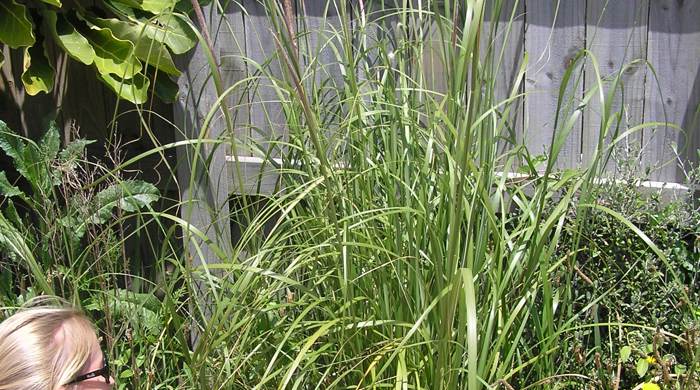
(175, 0, 212, 13)
(119, 369, 134, 379)
(59, 212, 86, 241)
(2, 200, 23, 231)
(620, 346, 632, 362)
(89, 180, 159, 225)
(675, 364, 687, 375)
(59, 139, 95, 169)
(113, 289, 162, 314)
(20, 143, 46, 192)
(112, 300, 161, 336)
(73, 180, 160, 236)
(0, 134, 50, 193)
(103, 0, 137, 18)
(39, 0, 62, 6)
(100, 72, 150, 104)
(21, 42, 55, 95)
(85, 26, 141, 79)
(636, 358, 649, 377)
(39, 122, 60, 162)
(0, 1, 35, 48)
(44, 12, 95, 65)
(143, 14, 196, 55)
(91, 17, 180, 76)
(153, 73, 178, 103)
(0, 123, 57, 193)
(112, 0, 176, 13)
(0, 172, 23, 198)
(0, 121, 29, 178)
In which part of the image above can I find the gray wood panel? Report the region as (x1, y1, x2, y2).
(422, 20, 447, 96)
(243, 0, 289, 160)
(298, 0, 345, 156)
(298, 1, 344, 92)
(174, 4, 235, 276)
(582, 0, 649, 171)
(524, 0, 585, 171)
(356, 0, 400, 95)
(218, 0, 250, 148)
(218, 1, 262, 195)
(482, 0, 525, 157)
(482, 0, 525, 106)
(643, 0, 700, 183)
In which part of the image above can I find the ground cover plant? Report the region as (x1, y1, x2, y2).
(0, 0, 699, 389)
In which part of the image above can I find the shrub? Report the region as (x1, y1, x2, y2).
(0, 0, 201, 103)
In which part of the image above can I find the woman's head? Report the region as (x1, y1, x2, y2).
(0, 296, 114, 390)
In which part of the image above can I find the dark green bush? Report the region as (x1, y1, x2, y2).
(556, 161, 700, 388)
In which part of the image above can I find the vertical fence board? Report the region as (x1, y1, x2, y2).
(298, 1, 344, 91)
(243, 0, 289, 159)
(298, 1, 345, 152)
(174, 5, 233, 287)
(483, 0, 525, 105)
(217, 2, 270, 195)
(582, 0, 649, 170)
(644, 0, 700, 183)
(422, 16, 447, 96)
(482, 0, 525, 157)
(356, 0, 399, 96)
(524, 0, 585, 170)
(218, 1, 249, 148)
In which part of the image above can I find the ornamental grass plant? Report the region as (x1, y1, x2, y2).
(0, 0, 698, 389)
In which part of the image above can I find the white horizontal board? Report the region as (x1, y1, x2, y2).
(226, 155, 693, 202)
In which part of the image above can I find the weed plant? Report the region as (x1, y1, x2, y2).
(0, 0, 698, 389)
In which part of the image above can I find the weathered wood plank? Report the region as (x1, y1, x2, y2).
(298, 1, 344, 92)
(583, 0, 649, 171)
(482, 0, 525, 106)
(298, 0, 345, 162)
(218, 2, 270, 195)
(643, 0, 700, 183)
(422, 18, 447, 96)
(242, 0, 289, 162)
(524, 0, 585, 171)
(174, 5, 235, 275)
(481, 0, 525, 158)
(218, 1, 250, 149)
(356, 0, 400, 94)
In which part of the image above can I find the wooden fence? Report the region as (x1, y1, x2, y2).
(176, 0, 700, 182)
(1, 1, 698, 262)
(169, 0, 700, 264)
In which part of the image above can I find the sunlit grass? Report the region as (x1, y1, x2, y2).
(1, 0, 697, 389)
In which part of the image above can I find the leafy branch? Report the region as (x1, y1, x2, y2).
(0, 0, 204, 103)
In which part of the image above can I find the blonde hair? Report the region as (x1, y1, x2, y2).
(0, 296, 96, 390)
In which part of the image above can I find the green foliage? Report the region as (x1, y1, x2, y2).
(0, 1, 35, 48)
(0, 1, 698, 389)
(91, 180, 160, 225)
(21, 41, 55, 95)
(552, 152, 700, 388)
(0, 0, 201, 103)
(574, 176, 698, 330)
(0, 120, 160, 294)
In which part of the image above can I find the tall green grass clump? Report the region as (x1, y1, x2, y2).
(168, 0, 696, 388)
(202, 0, 696, 388)
(1, 0, 698, 389)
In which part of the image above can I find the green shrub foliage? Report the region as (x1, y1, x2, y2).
(0, 0, 203, 103)
(0, 120, 160, 295)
